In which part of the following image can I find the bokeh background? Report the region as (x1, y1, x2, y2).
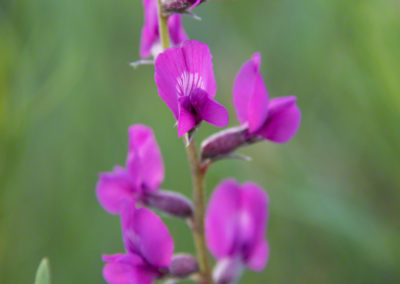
(1, 0, 400, 283)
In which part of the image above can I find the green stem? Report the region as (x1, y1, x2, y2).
(157, 0, 170, 49)
(156, 2, 213, 282)
(184, 135, 213, 284)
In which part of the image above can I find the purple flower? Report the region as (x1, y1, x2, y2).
(102, 205, 174, 284)
(233, 52, 301, 143)
(96, 124, 164, 214)
(140, 0, 188, 58)
(155, 40, 229, 137)
(201, 53, 301, 161)
(96, 124, 193, 218)
(205, 179, 269, 283)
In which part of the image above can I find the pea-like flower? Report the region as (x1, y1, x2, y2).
(96, 124, 193, 218)
(205, 179, 269, 284)
(201, 53, 301, 161)
(96, 124, 164, 214)
(140, 0, 188, 58)
(233, 52, 301, 142)
(102, 205, 174, 284)
(155, 40, 229, 137)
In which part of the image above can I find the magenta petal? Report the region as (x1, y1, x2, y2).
(240, 182, 269, 253)
(134, 208, 174, 268)
(102, 254, 139, 284)
(140, 0, 159, 58)
(180, 40, 217, 98)
(247, 74, 269, 133)
(140, 27, 155, 59)
(155, 40, 217, 120)
(121, 205, 137, 254)
(206, 179, 270, 270)
(257, 96, 301, 143)
(245, 240, 269, 271)
(188, 88, 228, 128)
(102, 253, 144, 266)
(122, 206, 174, 268)
(205, 179, 240, 259)
(233, 53, 261, 123)
(200, 97, 229, 127)
(102, 254, 156, 284)
(177, 98, 196, 137)
(233, 53, 269, 132)
(127, 125, 164, 192)
(103, 261, 134, 284)
(168, 15, 188, 46)
(154, 46, 187, 119)
(96, 167, 133, 214)
(103, 254, 129, 263)
(130, 267, 156, 284)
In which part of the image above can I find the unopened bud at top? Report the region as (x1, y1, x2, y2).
(162, 0, 206, 15)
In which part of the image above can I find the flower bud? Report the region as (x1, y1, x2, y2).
(162, 0, 206, 15)
(213, 258, 243, 284)
(201, 125, 260, 161)
(169, 254, 199, 278)
(142, 190, 194, 219)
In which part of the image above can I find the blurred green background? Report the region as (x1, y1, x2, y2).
(1, 0, 400, 283)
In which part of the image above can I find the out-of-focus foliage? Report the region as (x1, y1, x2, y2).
(1, 0, 399, 283)
(34, 258, 50, 284)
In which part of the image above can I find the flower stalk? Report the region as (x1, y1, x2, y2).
(157, 2, 213, 283)
(157, 0, 171, 49)
(185, 135, 213, 284)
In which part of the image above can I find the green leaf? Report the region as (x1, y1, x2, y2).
(34, 258, 50, 284)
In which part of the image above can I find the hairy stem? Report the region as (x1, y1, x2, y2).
(156, 2, 213, 283)
(184, 135, 213, 284)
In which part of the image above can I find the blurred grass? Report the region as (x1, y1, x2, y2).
(1, 0, 400, 283)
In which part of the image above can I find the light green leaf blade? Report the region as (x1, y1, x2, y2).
(34, 258, 50, 284)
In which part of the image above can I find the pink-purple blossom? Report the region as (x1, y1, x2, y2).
(155, 40, 229, 137)
(140, 0, 188, 58)
(102, 205, 174, 284)
(201, 53, 302, 160)
(233, 53, 301, 143)
(205, 179, 269, 283)
(96, 124, 164, 214)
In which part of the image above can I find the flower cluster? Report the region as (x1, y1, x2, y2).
(97, 1, 301, 284)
